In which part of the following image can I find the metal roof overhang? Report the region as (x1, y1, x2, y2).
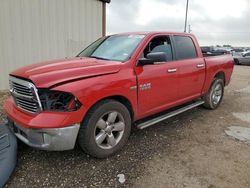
(99, 0, 111, 3)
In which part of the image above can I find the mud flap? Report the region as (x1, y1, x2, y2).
(0, 124, 17, 187)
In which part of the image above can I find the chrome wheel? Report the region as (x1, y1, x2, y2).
(94, 111, 125, 149)
(212, 83, 222, 105)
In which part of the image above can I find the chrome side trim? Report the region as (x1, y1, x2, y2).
(137, 100, 205, 129)
(130, 86, 137, 91)
(197, 64, 205, 68)
(167, 68, 177, 73)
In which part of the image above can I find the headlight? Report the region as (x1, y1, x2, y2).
(38, 89, 82, 112)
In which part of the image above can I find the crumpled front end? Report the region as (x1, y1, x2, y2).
(4, 76, 87, 151)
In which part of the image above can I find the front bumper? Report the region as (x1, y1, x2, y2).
(8, 121, 80, 151)
(4, 97, 86, 151)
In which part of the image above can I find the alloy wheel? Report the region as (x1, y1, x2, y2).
(94, 111, 125, 149)
(212, 83, 222, 105)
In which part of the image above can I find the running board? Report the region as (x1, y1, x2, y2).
(136, 100, 205, 130)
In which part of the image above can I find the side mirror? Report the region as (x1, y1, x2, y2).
(138, 52, 168, 66)
(137, 58, 154, 66)
(147, 52, 167, 62)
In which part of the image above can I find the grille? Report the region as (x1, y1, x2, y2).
(9, 76, 42, 113)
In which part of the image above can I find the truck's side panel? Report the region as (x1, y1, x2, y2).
(202, 55, 234, 95)
(131, 33, 233, 120)
(135, 61, 180, 119)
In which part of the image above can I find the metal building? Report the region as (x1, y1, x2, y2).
(0, 0, 110, 90)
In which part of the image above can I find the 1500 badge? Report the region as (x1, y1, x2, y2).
(139, 83, 151, 91)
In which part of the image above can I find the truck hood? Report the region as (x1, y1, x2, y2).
(10, 57, 122, 88)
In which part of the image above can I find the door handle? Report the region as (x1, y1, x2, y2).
(167, 68, 177, 73)
(197, 64, 205, 68)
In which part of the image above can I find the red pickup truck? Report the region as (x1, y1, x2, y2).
(4, 32, 234, 158)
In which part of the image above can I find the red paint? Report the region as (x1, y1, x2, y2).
(4, 32, 234, 129)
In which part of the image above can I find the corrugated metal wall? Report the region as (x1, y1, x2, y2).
(0, 0, 103, 90)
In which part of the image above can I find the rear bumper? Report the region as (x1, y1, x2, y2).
(4, 97, 85, 151)
(8, 121, 80, 151)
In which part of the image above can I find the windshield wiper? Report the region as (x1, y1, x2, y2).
(89, 56, 110, 61)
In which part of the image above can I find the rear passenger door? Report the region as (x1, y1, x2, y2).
(172, 35, 205, 101)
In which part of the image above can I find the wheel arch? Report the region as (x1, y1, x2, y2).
(104, 95, 134, 121)
(84, 95, 135, 123)
(214, 71, 225, 85)
(202, 70, 226, 97)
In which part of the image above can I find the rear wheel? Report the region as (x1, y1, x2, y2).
(234, 59, 240, 65)
(78, 99, 131, 158)
(203, 78, 224, 109)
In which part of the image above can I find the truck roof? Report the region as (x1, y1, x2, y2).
(110, 31, 195, 37)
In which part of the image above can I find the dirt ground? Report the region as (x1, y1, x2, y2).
(1, 65, 250, 188)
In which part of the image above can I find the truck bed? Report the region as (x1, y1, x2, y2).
(201, 54, 234, 95)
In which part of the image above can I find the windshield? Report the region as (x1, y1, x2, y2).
(77, 35, 145, 62)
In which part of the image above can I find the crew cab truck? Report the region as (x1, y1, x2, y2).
(4, 32, 234, 158)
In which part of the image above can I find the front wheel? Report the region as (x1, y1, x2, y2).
(203, 78, 224, 109)
(78, 99, 131, 158)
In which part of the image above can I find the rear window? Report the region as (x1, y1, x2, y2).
(173, 36, 197, 60)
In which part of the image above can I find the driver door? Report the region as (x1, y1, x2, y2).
(135, 36, 180, 118)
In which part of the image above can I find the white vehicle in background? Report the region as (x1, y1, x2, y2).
(233, 51, 250, 65)
(201, 46, 232, 55)
(232, 48, 245, 57)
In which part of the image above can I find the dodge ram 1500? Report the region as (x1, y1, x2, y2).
(4, 32, 234, 158)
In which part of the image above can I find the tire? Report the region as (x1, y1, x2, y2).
(234, 59, 240, 65)
(203, 78, 224, 110)
(78, 99, 131, 158)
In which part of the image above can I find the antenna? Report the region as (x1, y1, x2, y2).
(184, 0, 189, 32)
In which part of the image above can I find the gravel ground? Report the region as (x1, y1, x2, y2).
(1, 65, 250, 188)
(0, 91, 9, 124)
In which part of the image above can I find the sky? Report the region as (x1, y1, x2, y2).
(106, 0, 250, 47)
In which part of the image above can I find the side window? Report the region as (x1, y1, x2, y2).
(245, 52, 250, 57)
(140, 36, 173, 61)
(173, 36, 197, 60)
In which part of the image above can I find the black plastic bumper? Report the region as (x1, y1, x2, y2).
(0, 124, 17, 187)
